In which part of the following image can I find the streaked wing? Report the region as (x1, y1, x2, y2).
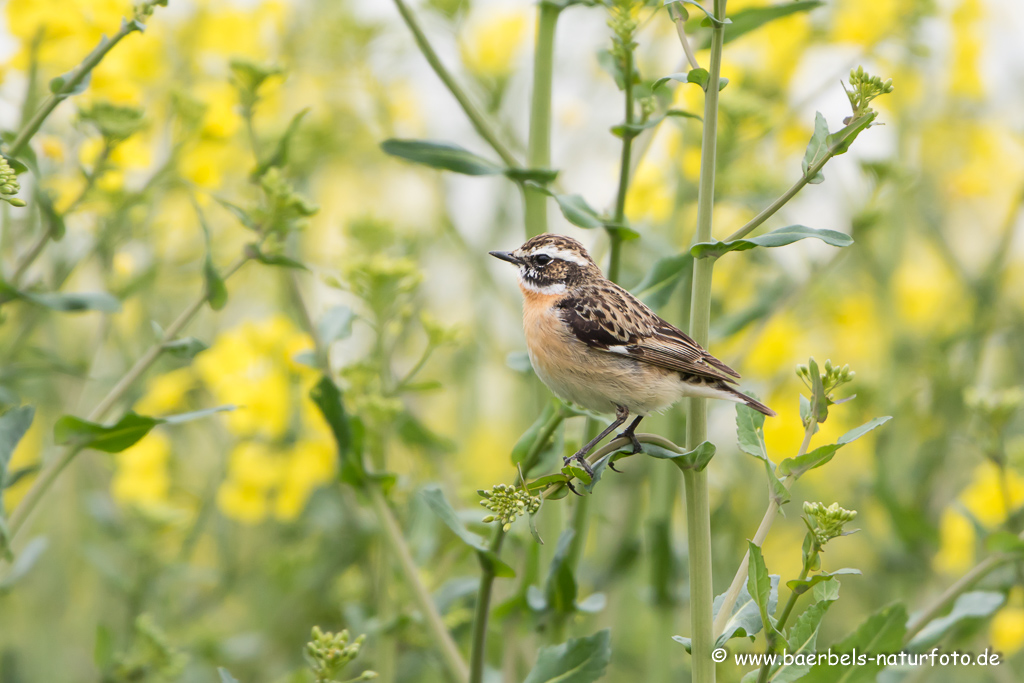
(556, 283, 741, 384)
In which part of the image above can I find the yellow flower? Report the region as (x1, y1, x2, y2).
(892, 244, 967, 333)
(950, 0, 984, 99)
(178, 139, 248, 190)
(135, 368, 195, 416)
(991, 589, 1024, 655)
(217, 479, 270, 524)
(933, 507, 975, 575)
(111, 431, 172, 507)
(831, 0, 912, 46)
(274, 439, 336, 521)
(459, 9, 528, 78)
(625, 161, 673, 224)
(959, 461, 1024, 528)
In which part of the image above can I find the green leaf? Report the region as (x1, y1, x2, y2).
(786, 568, 861, 596)
(54, 406, 233, 453)
(523, 629, 611, 683)
(808, 358, 828, 424)
(837, 416, 893, 444)
(766, 598, 832, 683)
(907, 591, 1005, 651)
(161, 337, 207, 360)
(526, 474, 570, 492)
(691, 225, 853, 259)
(645, 440, 716, 472)
(630, 253, 692, 309)
(597, 49, 629, 90)
(251, 107, 309, 178)
(309, 375, 366, 486)
(422, 486, 515, 577)
(0, 406, 35, 557)
(692, 2, 823, 49)
(802, 604, 907, 683)
(54, 412, 161, 453)
(246, 244, 309, 270)
(545, 529, 578, 614)
(672, 635, 691, 653)
(668, 0, 732, 27)
(802, 112, 830, 183)
(986, 530, 1024, 555)
(714, 574, 780, 646)
(380, 139, 503, 176)
(318, 305, 355, 346)
(551, 192, 604, 229)
(653, 72, 690, 91)
(777, 444, 840, 478)
(0, 281, 121, 313)
(826, 112, 877, 157)
(0, 536, 48, 593)
(747, 542, 786, 649)
(813, 577, 841, 603)
(736, 403, 768, 460)
(506, 167, 560, 184)
(687, 68, 709, 90)
(194, 202, 228, 310)
(214, 197, 257, 231)
(217, 668, 240, 683)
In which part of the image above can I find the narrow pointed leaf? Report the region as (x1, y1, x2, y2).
(422, 486, 515, 577)
(380, 139, 503, 176)
(691, 226, 853, 259)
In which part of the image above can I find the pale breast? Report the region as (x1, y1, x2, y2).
(522, 293, 684, 416)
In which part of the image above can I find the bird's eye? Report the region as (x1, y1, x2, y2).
(535, 254, 552, 266)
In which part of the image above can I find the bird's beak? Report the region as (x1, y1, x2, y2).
(489, 250, 522, 266)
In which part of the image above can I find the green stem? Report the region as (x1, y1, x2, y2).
(8, 18, 145, 159)
(5, 256, 251, 542)
(369, 486, 470, 683)
(390, 0, 519, 169)
(469, 529, 506, 683)
(683, 2, 727, 681)
(524, 2, 561, 238)
(713, 408, 816, 638)
(903, 529, 1024, 643)
(724, 112, 874, 243)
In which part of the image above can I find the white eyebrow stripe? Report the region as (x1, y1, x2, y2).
(531, 247, 588, 266)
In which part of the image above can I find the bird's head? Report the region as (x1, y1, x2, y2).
(489, 234, 601, 295)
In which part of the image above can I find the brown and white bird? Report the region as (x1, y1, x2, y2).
(490, 234, 775, 475)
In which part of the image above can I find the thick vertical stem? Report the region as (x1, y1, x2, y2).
(524, 3, 561, 238)
(469, 531, 506, 683)
(683, 2, 727, 682)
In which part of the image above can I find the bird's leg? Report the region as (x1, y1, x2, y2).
(564, 405, 629, 479)
(607, 415, 644, 472)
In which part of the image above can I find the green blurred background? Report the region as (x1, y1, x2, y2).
(2, 0, 1024, 681)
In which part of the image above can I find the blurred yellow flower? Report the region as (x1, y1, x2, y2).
(625, 161, 673, 224)
(950, 0, 984, 99)
(195, 316, 314, 440)
(275, 440, 336, 521)
(933, 507, 975, 574)
(111, 431, 172, 507)
(459, 9, 528, 78)
(991, 589, 1024, 655)
(831, 0, 911, 46)
(960, 461, 1024, 528)
(135, 368, 195, 416)
(8, 0, 129, 71)
(892, 244, 967, 333)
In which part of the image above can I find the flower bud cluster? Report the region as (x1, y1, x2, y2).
(803, 501, 857, 547)
(305, 627, 376, 683)
(796, 358, 855, 396)
(845, 66, 894, 118)
(0, 156, 25, 207)
(479, 484, 541, 532)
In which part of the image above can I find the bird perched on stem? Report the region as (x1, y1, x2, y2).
(491, 234, 775, 477)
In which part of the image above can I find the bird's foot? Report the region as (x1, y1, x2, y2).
(563, 451, 595, 479)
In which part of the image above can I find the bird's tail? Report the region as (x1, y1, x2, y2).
(726, 387, 777, 417)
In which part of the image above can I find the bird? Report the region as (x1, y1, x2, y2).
(490, 234, 775, 478)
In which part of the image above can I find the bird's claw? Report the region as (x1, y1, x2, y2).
(563, 453, 595, 479)
(608, 460, 623, 473)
